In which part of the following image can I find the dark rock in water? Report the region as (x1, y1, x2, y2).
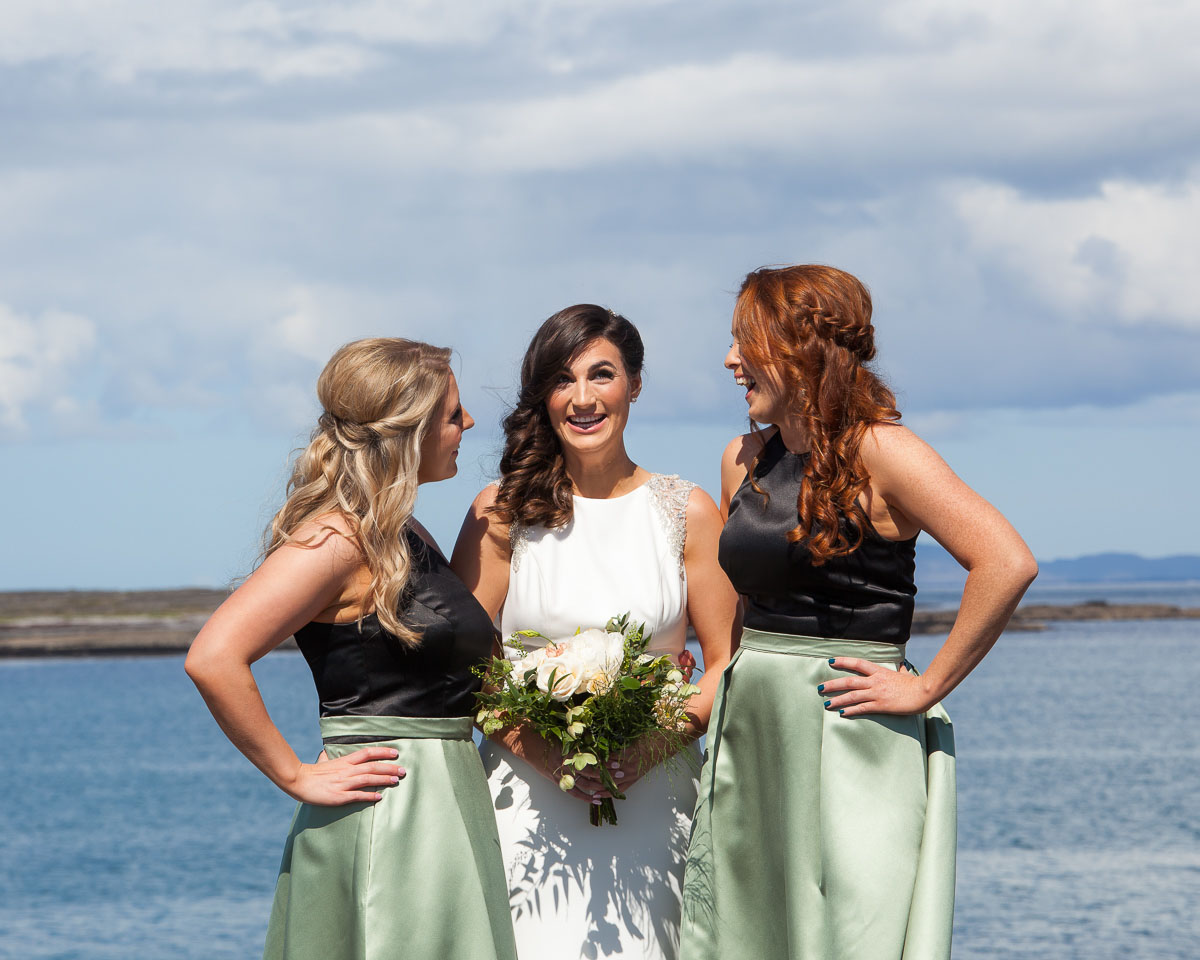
(911, 600, 1200, 637)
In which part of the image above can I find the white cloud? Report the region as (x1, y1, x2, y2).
(951, 173, 1200, 330)
(0, 303, 96, 433)
(237, 12, 1199, 180)
(0, 0, 671, 83)
(0, 1, 371, 82)
(5, 0, 1197, 174)
(265, 287, 344, 365)
(1, 0, 1196, 440)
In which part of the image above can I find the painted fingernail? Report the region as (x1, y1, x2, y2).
(838, 709, 845, 716)
(817, 684, 825, 693)
(823, 700, 831, 708)
(828, 658, 836, 665)
(390, 777, 400, 784)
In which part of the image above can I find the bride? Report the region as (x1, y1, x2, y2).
(452, 304, 738, 960)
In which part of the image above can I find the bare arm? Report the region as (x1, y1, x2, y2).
(718, 430, 767, 521)
(822, 425, 1038, 716)
(601, 487, 741, 795)
(450, 485, 511, 621)
(681, 486, 741, 734)
(450, 487, 577, 792)
(185, 523, 404, 804)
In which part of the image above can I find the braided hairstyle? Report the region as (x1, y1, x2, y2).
(489, 304, 644, 530)
(734, 265, 901, 563)
(264, 337, 452, 644)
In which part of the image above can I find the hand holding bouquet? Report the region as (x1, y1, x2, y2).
(474, 614, 700, 826)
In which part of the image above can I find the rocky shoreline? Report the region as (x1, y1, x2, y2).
(1, 589, 1198, 658)
(910, 599, 1200, 635)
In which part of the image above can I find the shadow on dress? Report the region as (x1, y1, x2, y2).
(486, 750, 695, 959)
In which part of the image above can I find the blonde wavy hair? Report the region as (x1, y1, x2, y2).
(264, 337, 452, 645)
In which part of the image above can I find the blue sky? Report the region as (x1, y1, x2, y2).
(2, 0, 1198, 589)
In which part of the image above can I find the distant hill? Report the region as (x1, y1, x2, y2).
(915, 541, 1200, 585)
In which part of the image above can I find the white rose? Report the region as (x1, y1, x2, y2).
(534, 630, 624, 700)
(536, 653, 588, 700)
(570, 629, 625, 677)
(510, 647, 547, 684)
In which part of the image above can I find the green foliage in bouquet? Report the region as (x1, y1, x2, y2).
(473, 613, 700, 826)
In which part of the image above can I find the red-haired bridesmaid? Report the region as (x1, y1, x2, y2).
(682, 265, 1037, 960)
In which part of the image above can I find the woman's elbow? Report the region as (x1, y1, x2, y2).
(184, 631, 226, 689)
(1003, 547, 1039, 593)
(968, 544, 1038, 594)
(1017, 548, 1039, 586)
(183, 644, 211, 686)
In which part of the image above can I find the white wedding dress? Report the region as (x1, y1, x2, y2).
(479, 474, 701, 960)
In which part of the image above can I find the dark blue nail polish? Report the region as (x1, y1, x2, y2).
(817, 684, 825, 693)
(838, 709, 845, 716)
(828, 658, 836, 665)
(823, 700, 831, 708)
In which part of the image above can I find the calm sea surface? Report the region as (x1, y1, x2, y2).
(2, 595, 1198, 958)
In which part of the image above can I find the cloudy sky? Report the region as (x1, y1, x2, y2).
(2, 0, 1198, 589)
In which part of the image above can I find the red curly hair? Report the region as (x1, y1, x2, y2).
(734, 264, 901, 563)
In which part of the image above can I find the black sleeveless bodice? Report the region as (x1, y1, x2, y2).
(294, 530, 495, 718)
(719, 431, 917, 644)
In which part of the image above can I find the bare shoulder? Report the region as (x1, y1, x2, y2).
(859, 422, 951, 478)
(282, 513, 364, 567)
(471, 484, 509, 535)
(470, 482, 501, 514)
(452, 483, 511, 566)
(721, 429, 770, 472)
(685, 484, 722, 527)
(719, 429, 771, 514)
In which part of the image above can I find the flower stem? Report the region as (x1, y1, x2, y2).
(590, 798, 618, 826)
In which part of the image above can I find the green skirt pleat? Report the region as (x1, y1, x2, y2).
(263, 716, 517, 960)
(681, 630, 956, 960)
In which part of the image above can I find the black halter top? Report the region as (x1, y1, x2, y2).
(719, 431, 917, 645)
(293, 529, 495, 718)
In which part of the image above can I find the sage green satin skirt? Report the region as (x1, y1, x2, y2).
(263, 716, 517, 960)
(681, 630, 956, 960)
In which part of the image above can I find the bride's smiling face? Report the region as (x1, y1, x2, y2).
(546, 338, 641, 458)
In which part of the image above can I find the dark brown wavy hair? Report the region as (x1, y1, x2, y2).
(734, 264, 901, 564)
(490, 304, 644, 530)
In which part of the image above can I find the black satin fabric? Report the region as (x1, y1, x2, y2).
(293, 530, 495, 719)
(719, 431, 917, 645)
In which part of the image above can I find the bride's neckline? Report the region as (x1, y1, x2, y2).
(571, 474, 656, 503)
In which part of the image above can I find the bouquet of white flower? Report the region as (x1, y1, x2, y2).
(474, 613, 700, 826)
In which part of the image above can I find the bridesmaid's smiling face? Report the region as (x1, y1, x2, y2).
(417, 371, 474, 484)
(724, 336, 787, 424)
(546, 338, 641, 459)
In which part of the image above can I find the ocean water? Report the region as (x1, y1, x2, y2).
(1, 613, 1198, 957)
(917, 579, 1200, 611)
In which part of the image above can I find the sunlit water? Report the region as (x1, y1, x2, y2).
(917, 579, 1200, 610)
(1, 611, 1197, 958)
